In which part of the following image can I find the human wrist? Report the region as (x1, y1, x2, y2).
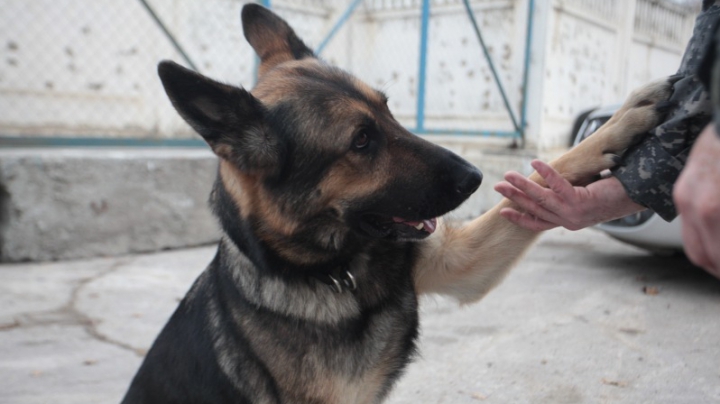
(588, 177, 646, 220)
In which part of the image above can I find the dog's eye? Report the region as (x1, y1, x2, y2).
(353, 132, 370, 150)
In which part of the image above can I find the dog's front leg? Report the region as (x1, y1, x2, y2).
(413, 77, 675, 303)
(413, 204, 539, 303)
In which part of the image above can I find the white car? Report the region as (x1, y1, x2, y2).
(574, 106, 684, 254)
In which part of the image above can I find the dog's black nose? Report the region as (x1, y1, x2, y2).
(456, 168, 483, 196)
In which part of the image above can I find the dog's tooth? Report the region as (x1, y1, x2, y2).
(415, 222, 424, 230)
(424, 219, 437, 233)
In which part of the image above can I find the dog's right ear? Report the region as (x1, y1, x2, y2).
(157, 60, 280, 172)
(241, 4, 314, 77)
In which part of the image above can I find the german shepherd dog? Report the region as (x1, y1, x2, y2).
(121, 4, 673, 403)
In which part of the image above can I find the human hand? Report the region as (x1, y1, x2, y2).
(494, 160, 646, 232)
(673, 125, 720, 278)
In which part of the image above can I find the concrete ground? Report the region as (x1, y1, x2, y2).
(1, 228, 719, 404)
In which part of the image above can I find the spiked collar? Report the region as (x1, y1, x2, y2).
(310, 267, 357, 293)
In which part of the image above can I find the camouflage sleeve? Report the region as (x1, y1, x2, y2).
(612, 3, 720, 221)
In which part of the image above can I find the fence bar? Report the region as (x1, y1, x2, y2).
(519, 0, 534, 145)
(315, 0, 365, 55)
(416, 0, 431, 132)
(461, 0, 521, 135)
(137, 0, 199, 71)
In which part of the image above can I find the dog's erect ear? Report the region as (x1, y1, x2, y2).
(241, 4, 314, 77)
(157, 60, 280, 172)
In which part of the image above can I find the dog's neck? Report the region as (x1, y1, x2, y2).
(211, 173, 369, 293)
(216, 236, 369, 323)
(219, 228, 363, 294)
(307, 265, 357, 294)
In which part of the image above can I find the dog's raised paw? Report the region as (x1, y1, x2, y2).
(548, 76, 676, 186)
(613, 77, 675, 137)
(592, 77, 675, 164)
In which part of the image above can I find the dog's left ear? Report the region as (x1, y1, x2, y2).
(157, 60, 280, 172)
(241, 4, 314, 77)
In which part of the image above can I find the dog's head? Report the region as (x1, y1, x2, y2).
(158, 5, 481, 262)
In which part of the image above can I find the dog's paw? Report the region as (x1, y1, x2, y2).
(601, 77, 677, 157)
(547, 77, 676, 186)
(616, 76, 676, 123)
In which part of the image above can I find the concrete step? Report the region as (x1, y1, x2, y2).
(0, 148, 220, 262)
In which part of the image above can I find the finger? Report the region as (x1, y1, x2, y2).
(675, 176, 716, 270)
(499, 208, 558, 231)
(495, 181, 537, 208)
(504, 172, 563, 214)
(504, 171, 548, 196)
(495, 182, 563, 225)
(695, 216, 720, 276)
(706, 265, 720, 280)
(673, 170, 692, 210)
(495, 181, 540, 208)
(680, 220, 714, 270)
(704, 229, 720, 277)
(531, 160, 575, 200)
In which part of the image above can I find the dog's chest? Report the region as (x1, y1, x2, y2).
(217, 241, 420, 403)
(262, 294, 419, 404)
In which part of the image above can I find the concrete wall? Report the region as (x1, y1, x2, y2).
(527, 0, 694, 151)
(0, 0, 697, 149)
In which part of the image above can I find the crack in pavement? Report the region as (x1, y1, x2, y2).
(0, 318, 20, 331)
(69, 259, 148, 357)
(1, 259, 147, 357)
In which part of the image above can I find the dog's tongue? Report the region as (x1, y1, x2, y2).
(392, 217, 437, 234)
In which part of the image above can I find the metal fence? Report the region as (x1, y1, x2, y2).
(0, 0, 534, 144)
(1, 0, 264, 142)
(0, 0, 699, 145)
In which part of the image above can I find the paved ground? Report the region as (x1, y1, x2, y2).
(1, 228, 719, 404)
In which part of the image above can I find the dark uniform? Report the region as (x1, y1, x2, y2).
(699, 2, 720, 138)
(612, 0, 720, 221)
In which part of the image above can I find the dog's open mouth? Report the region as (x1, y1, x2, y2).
(358, 214, 438, 240)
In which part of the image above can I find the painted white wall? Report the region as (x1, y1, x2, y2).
(530, 0, 693, 151)
(0, 0, 697, 150)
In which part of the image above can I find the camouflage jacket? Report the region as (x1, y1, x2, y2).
(612, 1, 720, 221)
